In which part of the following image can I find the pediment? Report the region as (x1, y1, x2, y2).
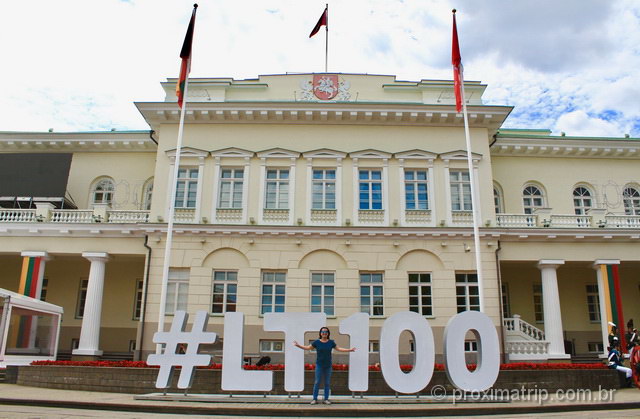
(257, 148, 301, 159)
(165, 147, 209, 159)
(302, 148, 347, 160)
(349, 149, 392, 160)
(211, 147, 254, 158)
(395, 150, 438, 160)
(439, 150, 482, 161)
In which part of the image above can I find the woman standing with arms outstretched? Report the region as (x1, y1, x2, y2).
(293, 326, 356, 404)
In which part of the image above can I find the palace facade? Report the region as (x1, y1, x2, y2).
(1, 73, 639, 364)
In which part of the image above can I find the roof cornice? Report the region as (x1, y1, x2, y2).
(491, 136, 639, 159)
(0, 131, 155, 153)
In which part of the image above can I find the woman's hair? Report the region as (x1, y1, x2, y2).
(318, 327, 331, 338)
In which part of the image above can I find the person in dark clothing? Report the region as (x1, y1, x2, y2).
(608, 338, 632, 385)
(625, 319, 638, 354)
(293, 326, 355, 404)
(608, 323, 619, 349)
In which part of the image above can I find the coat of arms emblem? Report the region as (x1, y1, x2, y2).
(299, 75, 351, 101)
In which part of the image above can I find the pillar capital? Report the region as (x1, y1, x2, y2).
(537, 259, 564, 269)
(82, 252, 110, 263)
(21, 251, 50, 260)
(592, 259, 620, 269)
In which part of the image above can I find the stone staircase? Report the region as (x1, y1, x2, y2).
(503, 314, 550, 361)
(571, 353, 603, 364)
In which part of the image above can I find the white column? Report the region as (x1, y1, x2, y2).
(305, 158, 313, 225)
(593, 259, 620, 358)
(211, 156, 221, 224)
(537, 259, 569, 358)
(73, 252, 110, 356)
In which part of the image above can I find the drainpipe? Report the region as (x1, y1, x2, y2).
(494, 240, 507, 363)
(489, 133, 498, 148)
(137, 235, 153, 361)
(148, 130, 158, 145)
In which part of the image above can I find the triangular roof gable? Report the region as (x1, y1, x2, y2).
(165, 147, 209, 158)
(211, 147, 254, 158)
(257, 148, 301, 159)
(349, 149, 392, 160)
(395, 150, 438, 160)
(302, 148, 347, 159)
(439, 150, 482, 161)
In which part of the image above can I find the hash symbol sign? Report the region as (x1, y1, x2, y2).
(147, 311, 217, 389)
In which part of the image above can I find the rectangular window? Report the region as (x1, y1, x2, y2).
(533, 284, 544, 323)
(455, 273, 479, 313)
(133, 279, 143, 320)
(166, 269, 189, 315)
(265, 169, 289, 209)
(408, 273, 432, 316)
(211, 271, 238, 314)
(586, 284, 601, 323)
(40, 278, 48, 302)
(404, 170, 429, 210)
(450, 171, 472, 211)
(218, 168, 244, 209)
(312, 169, 336, 210)
(311, 272, 335, 316)
(260, 340, 284, 352)
(359, 170, 383, 210)
(261, 271, 286, 314)
(175, 167, 199, 208)
(360, 272, 384, 316)
(464, 340, 478, 352)
(75, 279, 88, 319)
(369, 341, 380, 353)
(588, 342, 604, 353)
(501, 283, 511, 318)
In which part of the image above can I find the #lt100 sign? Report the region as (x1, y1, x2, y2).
(147, 310, 500, 393)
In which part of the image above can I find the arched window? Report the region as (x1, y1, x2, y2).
(91, 178, 115, 206)
(623, 186, 640, 215)
(142, 178, 153, 210)
(522, 185, 544, 215)
(573, 186, 593, 215)
(493, 184, 504, 214)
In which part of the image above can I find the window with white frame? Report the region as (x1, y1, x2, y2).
(166, 269, 189, 314)
(212, 271, 238, 313)
(91, 178, 115, 205)
(408, 273, 432, 316)
(523, 185, 544, 214)
(312, 169, 336, 209)
(494, 186, 504, 214)
(501, 283, 511, 318)
(218, 168, 244, 209)
(260, 340, 284, 352)
(533, 283, 544, 323)
(133, 279, 143, 320)
(404, 170, 429, 210)
(450, 171, 472, 211)
(573, 186, 593, 215)
(265, 169, 289, 209)
(360, 272, 384, 316)
(142, 179, 153, 210)
(464, 340, 478, 352)
(75, 279, 88, 318)
(311, 272, 335, 315)
(455, 273, 479, 312)
(261, 271, 286, 314)
(175, 168, 198, 208)
(369, 341, 380, 353)
(359, 170, 383, 210)
(586, 284, 601, 323)
(623, 187, 640, 215)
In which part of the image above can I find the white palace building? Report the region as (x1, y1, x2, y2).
(0, 73, 639, 363)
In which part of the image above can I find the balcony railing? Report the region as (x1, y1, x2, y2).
(605, 215, 640, 228)
(107, 210, 150, 223)
(52, 210, 94, 223)
(549, 214, 592, 228)
(451, 211, 473, 226)
(503, 315, 545, 341)
(496, 214, 537, 227)
(0, 209, 36, 222)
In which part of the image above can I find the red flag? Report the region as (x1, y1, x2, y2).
(176, 4, 198, 109)
(451, 9, 463, 113)
(309, 6, 328, 38)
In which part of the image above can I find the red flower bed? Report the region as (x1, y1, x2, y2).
(31, 360, 607, 370)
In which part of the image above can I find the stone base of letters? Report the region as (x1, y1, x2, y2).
(11, 366, 622, 395)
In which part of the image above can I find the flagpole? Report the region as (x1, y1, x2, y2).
(459, 69, 485, 313)
(156, 67, 190, 353)
(325, 3, 328, 72)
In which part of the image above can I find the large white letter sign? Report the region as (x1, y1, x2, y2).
(263, 312, 326, 392)
(221, 312, 273, 392)
(443, 311, 500, 392)
(379, 311, 434, 394)
(339, 312, 369, 392)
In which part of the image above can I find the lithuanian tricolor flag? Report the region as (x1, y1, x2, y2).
(176, 4, 198, 109)
(15, 255, 45, 347)
(601, 264, 626, 350)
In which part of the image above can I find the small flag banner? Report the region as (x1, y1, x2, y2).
(601, 264, 626, 350)
(15, 256, 44, 347)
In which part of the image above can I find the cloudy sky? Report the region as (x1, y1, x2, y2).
(1, 0, 639, 137)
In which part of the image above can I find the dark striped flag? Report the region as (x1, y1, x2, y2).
(176, 4, 198, 108)
(451, 9, 463, 113)
(309, 6, 328, 38)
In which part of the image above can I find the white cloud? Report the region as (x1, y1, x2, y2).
(554, 110, 625, 137)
